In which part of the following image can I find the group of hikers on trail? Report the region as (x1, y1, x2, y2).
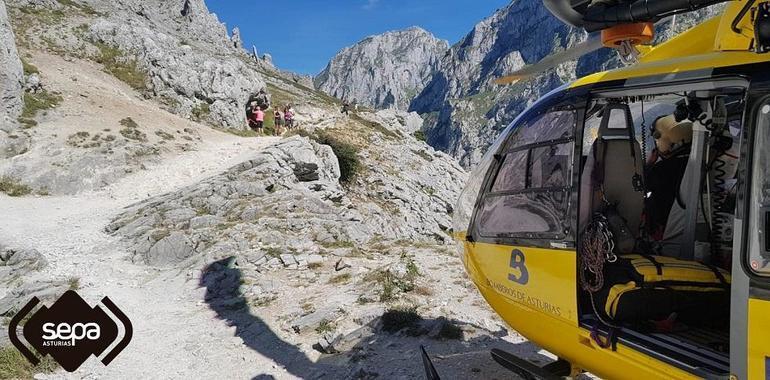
(245, 89, 295, 135)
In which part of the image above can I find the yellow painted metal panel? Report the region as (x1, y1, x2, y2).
(715, 1, 757, 51)
(465, 241, 577, 323)
(462, 241, 700, 379)
(748, 298, 770, 380)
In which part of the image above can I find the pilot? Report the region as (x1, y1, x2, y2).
(642, 114, 694, 243)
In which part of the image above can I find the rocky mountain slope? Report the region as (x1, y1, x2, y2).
(314, 27, 448, 110)
(408, 0, 726, 167)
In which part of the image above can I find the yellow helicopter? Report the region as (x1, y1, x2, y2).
(426, 0, 770, 379)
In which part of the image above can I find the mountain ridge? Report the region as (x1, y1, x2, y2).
(314, 26, 449, 110)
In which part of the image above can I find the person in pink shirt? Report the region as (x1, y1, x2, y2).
(248, 105, 265, 135)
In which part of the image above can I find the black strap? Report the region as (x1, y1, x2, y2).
(639, 254, 664, 275)
(705, 264, 729, 285)
(591, 140, 607, 189)
(627, 124, 646, 192)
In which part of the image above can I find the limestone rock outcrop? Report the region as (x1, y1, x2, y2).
(0, 0, 23, 128)
(315, 27, 448, 111)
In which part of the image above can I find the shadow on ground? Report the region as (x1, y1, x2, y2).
(200, 257, 553, 379)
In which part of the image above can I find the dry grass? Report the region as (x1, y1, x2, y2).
(0, 347, 58, 380)
(19, 90, 63, 128)
(0, 177, 32, 197)
(95, 43, 147, 91)
(328, 273, 352, 285)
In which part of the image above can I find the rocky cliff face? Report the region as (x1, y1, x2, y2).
(7, 0, 269, 128)
(409, 0, 725, 167)
(86, 0, 268, 128)
(315, 27, 448, 110)
(0, 0, 23, 129)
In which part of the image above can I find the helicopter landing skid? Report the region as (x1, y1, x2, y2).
(490, 348, 571, 380)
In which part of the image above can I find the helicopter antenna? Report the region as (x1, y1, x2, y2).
(671, 15, 676, 35)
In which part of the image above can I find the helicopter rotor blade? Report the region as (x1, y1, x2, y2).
(494, 15, 679, 86)
(494, 34, 604, 85)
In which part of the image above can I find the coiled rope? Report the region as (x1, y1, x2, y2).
(580, 212, 618, 293)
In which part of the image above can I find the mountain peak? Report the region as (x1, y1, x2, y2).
(315, 26, 448, 110)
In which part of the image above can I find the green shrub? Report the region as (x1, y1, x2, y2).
(0, 346, 58, 379)
(381, 306, 422, 333)
(0, 176, 32, 197)
(320, 240, 354, 249)
(18, 118, 37, 129)
(413, 149, 433, 162)
(316, 319, 336, 334)
(18, 6, 65, 24)
(436, 320, 464, 340)
(20, 90, 63, 123)
(119, 117, 138, 129)
(287, 129, 361, 184)
(56, 0, 98, 15)
(365, 268, 415, 302)
(351, 114, 399, 139)
(95, 43, 146, 91)
(155, 130, 175, 140)
(413, 130, 427, 142)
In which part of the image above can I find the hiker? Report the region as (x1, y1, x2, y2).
(273, 108, 284, 136)
(245, 89, 270, 116)
(248, 105, 265, 135)
(342, 101, 350, 116)
(254, 89, 270, 110)
(284, 105, 295, 130)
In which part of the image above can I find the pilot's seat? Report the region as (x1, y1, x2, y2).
(579, 104, 645, 243)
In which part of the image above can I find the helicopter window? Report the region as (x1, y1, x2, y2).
(491, 151, 528, 192)
(748, 99, 770, 276)
(502, 110, 575, 150)
(475, 110, 576, 240)
(476, 191, 569, 237)
(529, 143, 572, 188)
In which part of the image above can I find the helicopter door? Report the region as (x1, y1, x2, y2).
(468, 105, 580, 324)
(732, 96, 770, 380)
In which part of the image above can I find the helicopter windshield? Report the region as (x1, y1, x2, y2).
(453, 101, 576, 262)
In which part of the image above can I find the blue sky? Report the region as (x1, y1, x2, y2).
(207, 0, 511, 75)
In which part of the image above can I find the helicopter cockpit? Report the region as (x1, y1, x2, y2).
(581, 87, 744, 263)
(576, 83, 746, 372)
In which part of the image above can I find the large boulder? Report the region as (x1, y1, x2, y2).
(109, 136, 350, 267)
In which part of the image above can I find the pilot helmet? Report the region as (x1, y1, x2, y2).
(651, 114, 693, 156)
